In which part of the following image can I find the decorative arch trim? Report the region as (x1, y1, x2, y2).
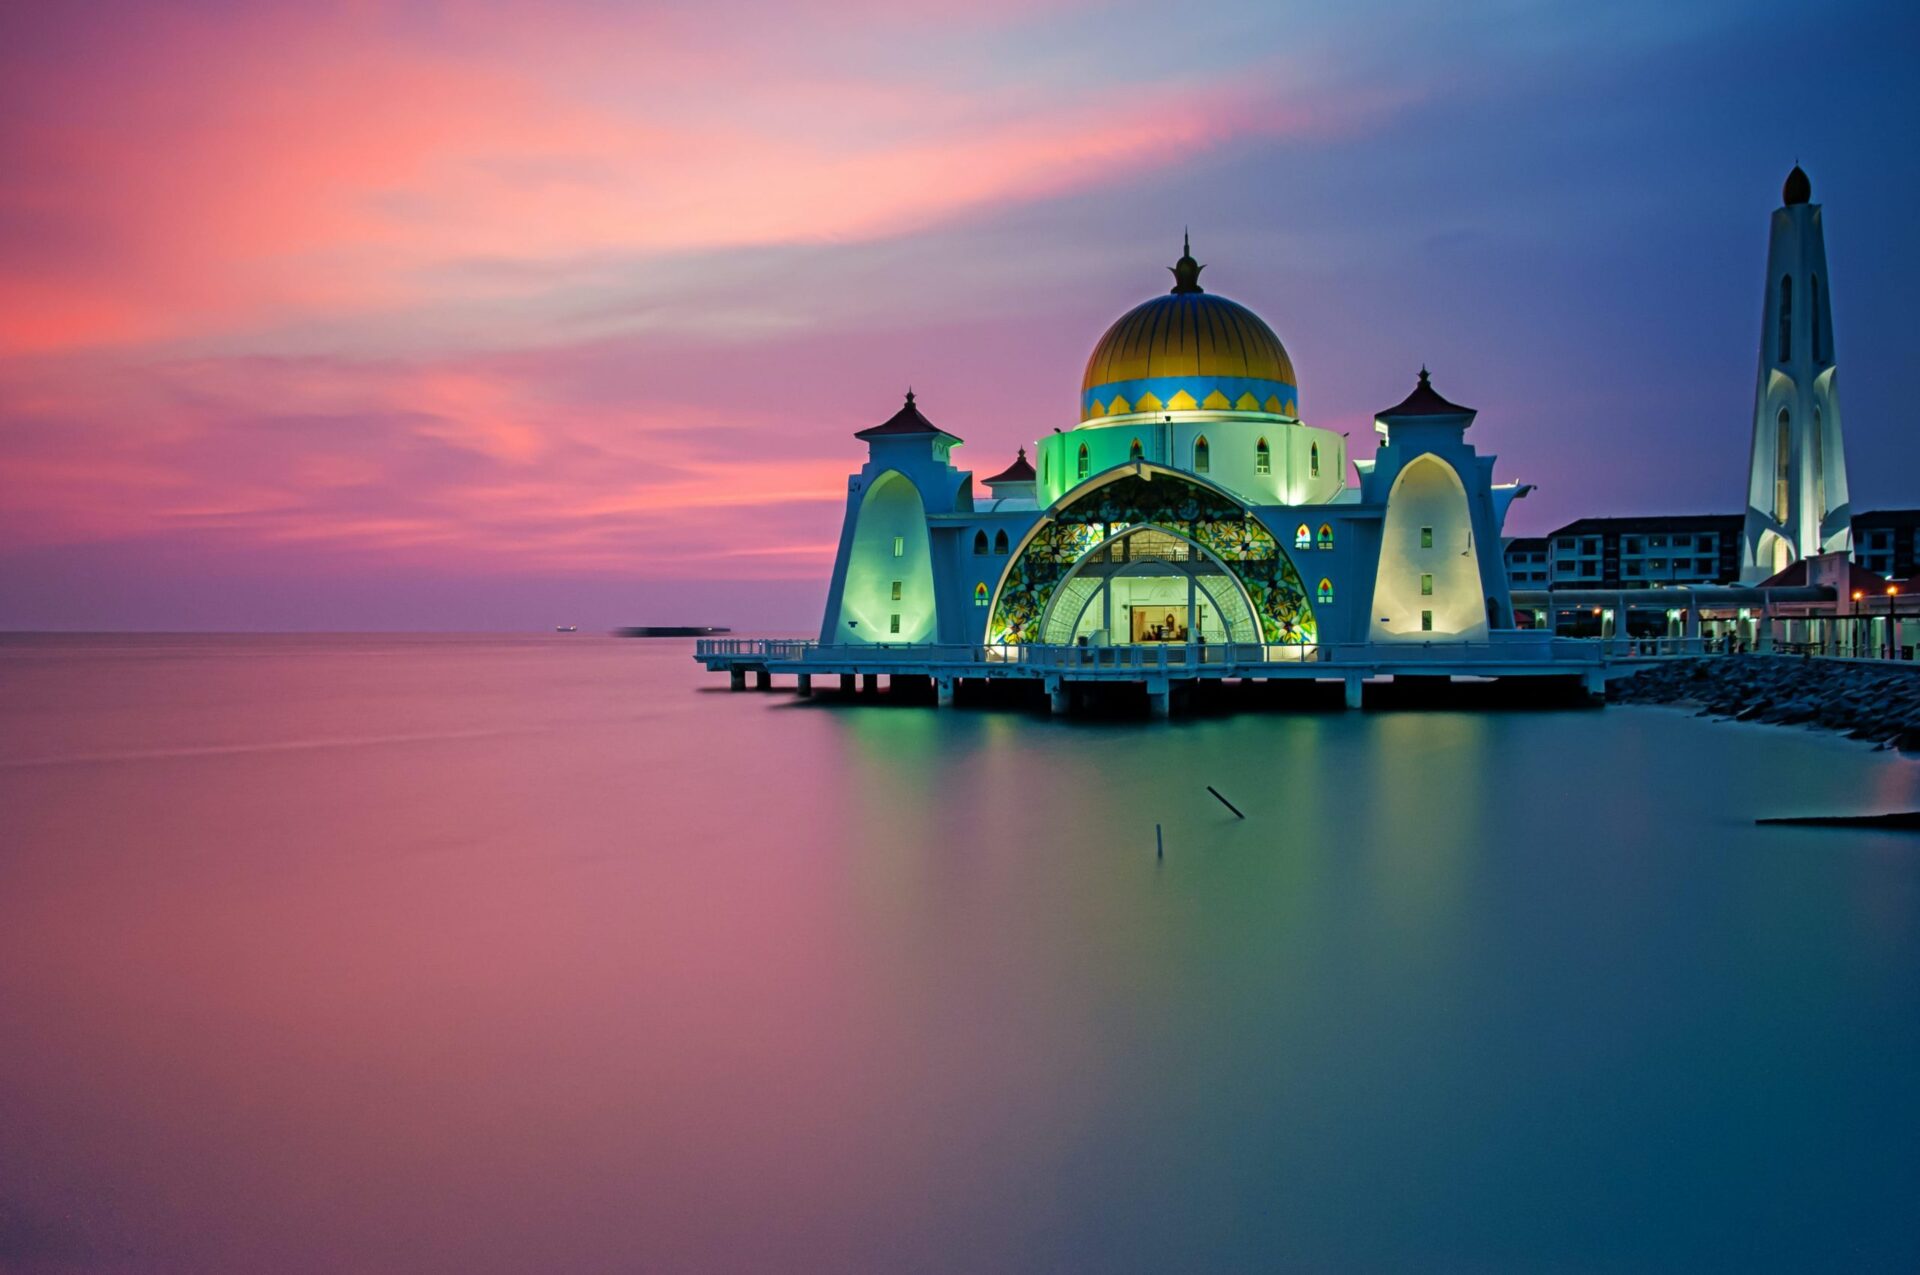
(986, 464, 1316, 645)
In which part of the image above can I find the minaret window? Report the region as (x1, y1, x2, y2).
(974, 583, 990, 607)
(1256, 439, 1271, 475)
(1077, 444, 1090, 481)
(973, 530, 988, 555)
(1310, 443, 1320, 478)
(1317, 524, 1334, 550)
(1317, 578, 1333, 604)
(993, 530, 1009, 554)
(1194, 436, 1210, 473)
(890, 580, 902, 601)
(1129, 438, 1143, 461)
(1778, 275, 1792, 362)
(1296, 524, 1312, 549)
(1813, 410, 1825, 523)
(1810, 275, 1822, 363)
(1774, 409, 1791, 522)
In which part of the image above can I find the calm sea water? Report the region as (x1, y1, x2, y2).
(1, 633, 1917, 1273)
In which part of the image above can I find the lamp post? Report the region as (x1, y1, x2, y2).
(1889, 585, 1901, 661)
(1852, 590, 1865, 658)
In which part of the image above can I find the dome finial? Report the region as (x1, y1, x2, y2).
(904, 386, 915, 406)
(1169, 231, 1204, 295)
(1784, 163, 1811, 206)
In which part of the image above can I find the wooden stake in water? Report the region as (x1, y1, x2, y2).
(1156, 823, 1163, 858)
(1207, 786, 1246, 819)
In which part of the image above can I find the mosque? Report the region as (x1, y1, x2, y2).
(816, 235, 1530, 657)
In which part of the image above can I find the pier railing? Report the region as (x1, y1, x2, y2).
(697, 634, 1606, 669)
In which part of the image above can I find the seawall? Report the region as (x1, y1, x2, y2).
(1610, 656, 1920, 749)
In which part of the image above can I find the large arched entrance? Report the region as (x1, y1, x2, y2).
(987, 465, 1315, 646)
(1037, 525, 1262, 645)
(1370, 455, 1487, 642)
(835, 470, 935, 642)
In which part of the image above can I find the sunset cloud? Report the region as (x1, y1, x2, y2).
(2, 0, 1914, 628)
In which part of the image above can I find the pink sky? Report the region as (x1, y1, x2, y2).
(3, 0, 1916, 629)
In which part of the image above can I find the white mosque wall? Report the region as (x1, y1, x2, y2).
(1369, 455, 1490, 642)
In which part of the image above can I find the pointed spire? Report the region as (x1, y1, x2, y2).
(904, 386, 915, 406)
(1168, 231, 1204, 295)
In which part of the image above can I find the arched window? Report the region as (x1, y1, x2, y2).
(1296, 523, 1312, 550)
(1317, 578, 1334, 604)
(1193, 435, 1210, 473)
(974, 583, 990, 607)
(1778, 275, 1792, 363)
(993, 529, 1009, 555)
(1077, 443, 1090, 481)
(1774, 409, 1791, 522)
(1317, 524, 1334, 550)
(1813, 409, 1825, 522)
(1811, 275, 1822, 363)
(1129, 438, 1143, 461)
(972, 530, 989, 555)
(1310, 443, 1320, 478)
(1255, 438, 1271, 475)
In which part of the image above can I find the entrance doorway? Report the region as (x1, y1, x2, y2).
(1037, 525, 1259, 646)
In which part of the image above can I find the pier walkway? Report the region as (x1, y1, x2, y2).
(695, 634, 1614, 715)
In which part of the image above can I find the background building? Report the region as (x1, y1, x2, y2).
(1851, 510, 1920, 581)
(1535, 515, 1742, 589)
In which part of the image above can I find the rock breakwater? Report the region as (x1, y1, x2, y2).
(1610, 656, 1920, 749)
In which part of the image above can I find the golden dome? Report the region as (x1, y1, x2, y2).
(1080, 239, 1298, 421)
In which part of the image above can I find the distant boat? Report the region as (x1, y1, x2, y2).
(615, 625, 732, 638)
(555, 625, 578, 633)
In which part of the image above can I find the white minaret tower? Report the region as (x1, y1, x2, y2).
(1740, 164, 1851, 581)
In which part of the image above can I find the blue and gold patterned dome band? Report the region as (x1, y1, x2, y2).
(1080, 238, 1298, 422)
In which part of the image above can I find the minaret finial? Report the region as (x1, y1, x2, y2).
(904, 386, 915, 406)
(1783, 163, 1811, 206)
(1169, 232, 1204, 295)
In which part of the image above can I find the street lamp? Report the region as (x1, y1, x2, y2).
(1853, 590, 1865, 657)
(1889, 585, 1902, 661)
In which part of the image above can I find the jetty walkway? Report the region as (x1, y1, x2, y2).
(695, 634, 1631, 715)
